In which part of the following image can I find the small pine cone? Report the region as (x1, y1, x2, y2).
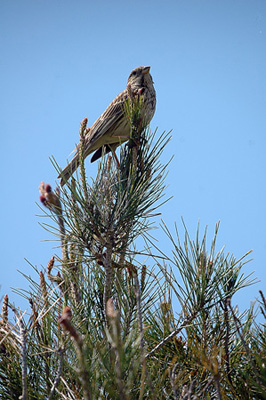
(2, 294, 8, 323)
(47, 256, 55, 274)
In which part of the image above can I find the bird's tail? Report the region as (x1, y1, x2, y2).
(58, 153, 80, 186)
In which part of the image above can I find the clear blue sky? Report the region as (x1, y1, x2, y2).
(1, 1, 266, 314)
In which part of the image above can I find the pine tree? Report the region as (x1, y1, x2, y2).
(1, 99, 266, 399)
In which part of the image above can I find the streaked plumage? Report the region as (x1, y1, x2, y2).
(58, 66, 156, 186)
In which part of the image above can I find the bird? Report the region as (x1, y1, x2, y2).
(58, 66, 156, 186)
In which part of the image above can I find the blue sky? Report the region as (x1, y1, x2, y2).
(1, 1, 266, 315)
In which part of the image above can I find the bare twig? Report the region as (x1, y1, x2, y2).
(186, 379, 196, 400)
(169, 363, 178, 400)
(48, 347, 64, 400)
(179, 379, 196, 400)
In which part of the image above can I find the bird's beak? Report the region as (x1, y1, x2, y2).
(143, 66, 150, 74)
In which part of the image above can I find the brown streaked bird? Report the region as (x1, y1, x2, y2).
(58, 66, 156, 186)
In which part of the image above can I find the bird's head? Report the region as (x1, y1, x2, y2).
(127, 66, 153, 89)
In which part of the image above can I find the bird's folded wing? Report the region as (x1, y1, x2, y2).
(84, 90, 128, 154)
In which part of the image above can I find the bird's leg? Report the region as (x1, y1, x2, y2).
(112, 150, 120, 167)
(109, 145, 120, 167)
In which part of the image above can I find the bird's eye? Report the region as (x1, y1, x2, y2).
(132, 71, 136, 76)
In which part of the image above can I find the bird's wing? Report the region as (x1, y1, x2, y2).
(84, 89, 128, 156)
